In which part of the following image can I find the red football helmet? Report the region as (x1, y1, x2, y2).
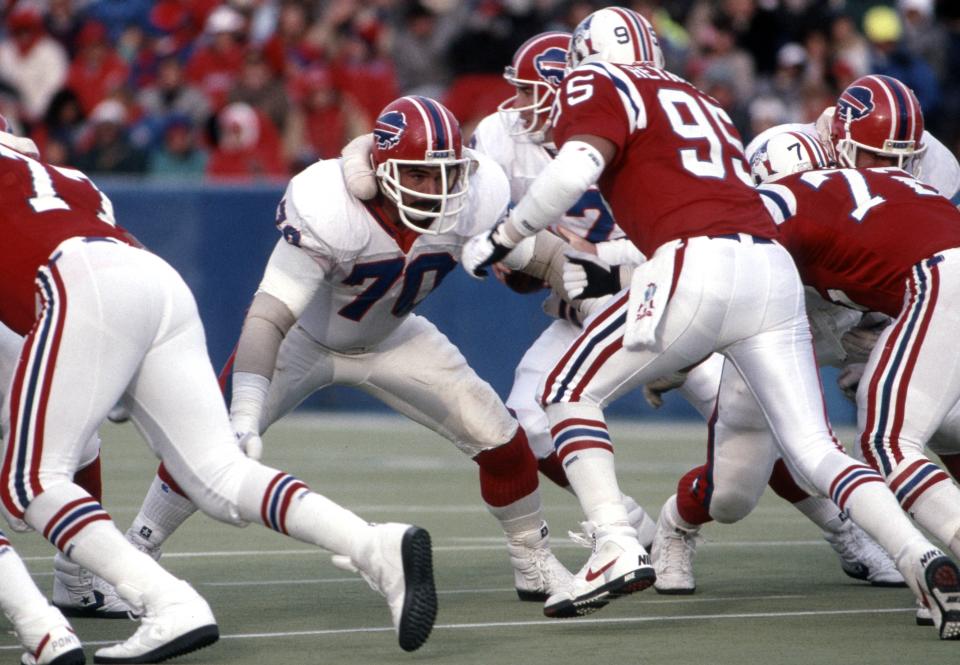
(371, 96, 470, 235)
(567, 7, 664, 72)
(497, 31, 570, 143)
(831, 74, 926, 175)
(750, 130, 831, 184)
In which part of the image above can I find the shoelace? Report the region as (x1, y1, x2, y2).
(658, 528, 698, 574)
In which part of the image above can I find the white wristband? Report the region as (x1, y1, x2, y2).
(230, 371, 270, 432)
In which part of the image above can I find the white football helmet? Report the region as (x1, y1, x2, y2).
(750, 130, 831, 184)
(567, 7, 664, 72)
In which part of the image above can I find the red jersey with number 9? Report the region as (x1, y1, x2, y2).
(552, 62, 775, 257)
(0, 144, 131, 334)
(757, 167, 960, 315)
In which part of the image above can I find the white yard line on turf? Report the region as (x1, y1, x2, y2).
(0, 606, 917, 650)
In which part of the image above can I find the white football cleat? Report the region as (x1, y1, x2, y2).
(508, 522, 574, 602)
(92, 580, 218, 664)
(916, 598, 934, 626)
(823, 520, 905, 587)
(544, 524, 654, 619)
(651, 497, 699, 595)
(16, 607, 85, 665)
(332, 523, 437, 652)
(52, 554, 138, 619)
(919, 552, 960, 639)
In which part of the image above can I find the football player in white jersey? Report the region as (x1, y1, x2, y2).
(112, 95, 574, 605)
(469, 31, 657, 548)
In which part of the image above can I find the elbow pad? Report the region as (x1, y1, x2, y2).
(506, 140, 606, 238)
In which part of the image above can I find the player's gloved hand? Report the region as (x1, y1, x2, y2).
(837, 362, 866, 403)
(840, 313, 888, 363)
(563, 250, 620, 299)
(341, 133, 378, 200)
(234, 430, 263, 461)
(462, 222, 518, 278)
(643, 370, 689, 409)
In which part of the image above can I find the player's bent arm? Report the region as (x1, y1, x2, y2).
(499, 136, 613, 245)
(231, 240, 325, 441)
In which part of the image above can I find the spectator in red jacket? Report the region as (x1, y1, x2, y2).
(65, 20, 130, 116)
(206, 101, 286, 180)
(185, 5, 248, 111)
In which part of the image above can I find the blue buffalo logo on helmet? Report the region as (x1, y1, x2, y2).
(837, 86, 875, 122)
(373, 110, 406, 150)
(534, 47, 567, 87)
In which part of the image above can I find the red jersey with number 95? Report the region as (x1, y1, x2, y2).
(552, 62, 774, 257)
(757, 167, 960, 315)
(0, 144, 130, 334)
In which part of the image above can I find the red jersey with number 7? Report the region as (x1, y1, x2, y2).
(0, 144, 131, 334)
(757, 167, 960, 315)
(551, 62, 774, 257)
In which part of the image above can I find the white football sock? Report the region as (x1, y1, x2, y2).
(126, 474, 198, 550)
(0, 536, 53, 627)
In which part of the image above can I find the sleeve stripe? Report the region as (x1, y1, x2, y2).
(757, 186, 796, 225)
(583, 63, 646, 133)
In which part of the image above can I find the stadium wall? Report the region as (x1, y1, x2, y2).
(103, 180, 856, 425)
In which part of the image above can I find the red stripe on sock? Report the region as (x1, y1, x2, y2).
(260, 473, 285, 527)
(836, 475, 883, 510)
(56, 513, 111, 551)
(43, 497, 92, 539)
(901, 471, 951, 511)
(277, 481, 309, 534)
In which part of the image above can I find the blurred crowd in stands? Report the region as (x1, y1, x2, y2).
(0, 0, 957, 180)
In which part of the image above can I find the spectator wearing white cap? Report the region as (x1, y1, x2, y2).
(73, 98, 148, 174)
(185, 4, 248, 110)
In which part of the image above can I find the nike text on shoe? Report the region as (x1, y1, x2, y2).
(508, 522, 574, 602)
(823, 521, 905, 587)
(53, 555, 137, 619)
(651, 505, 697, 595)
(92, 581, 218, 663)
(544, 526, 654, 619)
(921, 554, 960, 640)
(17, 614, 85, 665)
(334, 523, 437, 652)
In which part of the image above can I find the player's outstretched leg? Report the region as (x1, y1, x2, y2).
(217, 461, 438, 651)
(540, 403, 655, 618)
(11, 483, 219, 665)
(768, 461, 904, 586)
(0, 532, 85, 665)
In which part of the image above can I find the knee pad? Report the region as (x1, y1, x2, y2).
(709, 486, 759, 523)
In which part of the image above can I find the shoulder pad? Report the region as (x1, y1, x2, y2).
(279, 159, 371, 259)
